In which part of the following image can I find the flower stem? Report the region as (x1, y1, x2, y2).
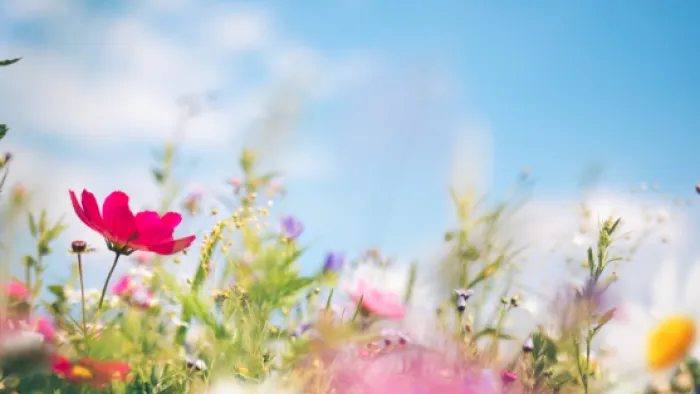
(77, 253, 87, 334)
(97, 252, 121, 310)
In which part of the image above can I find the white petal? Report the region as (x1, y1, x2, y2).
(683, 259, 700, 315)
(649, 259, 678, 317)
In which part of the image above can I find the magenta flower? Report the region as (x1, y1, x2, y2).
(344, 279, 408, 320)
(111, 275, 133, 296)
(31, 317, 56, 342)
(4, 280, 29, 301)
(500, 370, 517, 384)
(69, 189, 196, 255)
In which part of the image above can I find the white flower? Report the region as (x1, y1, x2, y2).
(601, 259, 700, 393)
(129, 266, 154, 279)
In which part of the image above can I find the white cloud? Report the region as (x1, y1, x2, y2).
(208, 10, 271, 52)
(1, 1, 377, 151)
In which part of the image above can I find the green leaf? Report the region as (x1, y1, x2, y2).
(473, 327, 515, 341)
(28, 213, 37, 237)
(531, 330, 558, 364)
(152, 169, 165, 184)
(38, 210, 47, 233)
(46, 222, 66, 240)
(48, 285, 66, 300)
(351, 294, 364, 322)
(0, 125, 7, 141)
(467, 255, 504, 289)
(325, 288, 334, 310)
(22, 255, 37, 268)
(403, 262, 417, 304)
(0, 58, 21, 66)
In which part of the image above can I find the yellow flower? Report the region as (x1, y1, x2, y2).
(647, 316, 697, 371)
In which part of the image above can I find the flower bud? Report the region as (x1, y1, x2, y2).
(523, 337, 534, 353)
(71, 240, 87, 253)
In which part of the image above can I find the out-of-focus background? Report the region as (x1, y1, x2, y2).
(2, 0, 700, 307)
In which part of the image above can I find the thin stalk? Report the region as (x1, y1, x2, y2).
(97, 252, 121, 310)
(77, 253, 87, 334)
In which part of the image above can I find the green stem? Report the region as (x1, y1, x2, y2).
(491, 306, 507, 359)
(77, 253, 87, 335)
(97, 252, 121, 310)
(584, 328, 592, 393)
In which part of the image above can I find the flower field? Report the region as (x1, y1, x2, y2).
(1, 56, 699, 394)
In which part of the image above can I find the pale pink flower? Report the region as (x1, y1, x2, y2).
(133, 251, 152, 265)
(344, 279, 408, 320)
(317, 343, 507, 394)
(5, 280, 30, 301)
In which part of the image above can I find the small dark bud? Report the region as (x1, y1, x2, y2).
(523, 337, 534, 353)
(510, 296, 520, 307)
(696, 184, 700, 195)
(71, 240, 87, 253)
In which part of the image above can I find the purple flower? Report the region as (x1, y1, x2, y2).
(280, 216, 304, 240)
(290, 323, 313, 338)
(323, 251, 345, 272)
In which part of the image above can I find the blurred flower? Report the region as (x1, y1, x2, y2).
(647, 316, 696, 371)
(0, 316, 56, 374)
(311, 342, 512, 394)
(52, 355, 131, 389)
(112, 275, 133, 296)
(69, 189, 196, 255)
(183, 192, 202, 216)
(129, 265, 154, 279)
(344, 279, 408, 320)
(500, 370, 517, 384)
(323, 251, 345, 272)
(602, 259, 700, 393)
(279, 216, 303, 240)
(133, 251, 152, 265)
(4, 280, 29, 301)
(85, 322, 106, 338)
(30, 317, 56, 342)
(111, 275, 156, 309)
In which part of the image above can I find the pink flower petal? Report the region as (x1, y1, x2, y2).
(80, 189, 104, 231)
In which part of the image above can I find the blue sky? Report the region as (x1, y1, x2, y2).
(1, 0, 699, 300)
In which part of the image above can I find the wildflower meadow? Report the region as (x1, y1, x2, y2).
(2, 27, 700, 394)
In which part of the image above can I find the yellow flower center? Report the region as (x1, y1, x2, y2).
(647, 316, 697, 371)
(70, 366, 94, 380)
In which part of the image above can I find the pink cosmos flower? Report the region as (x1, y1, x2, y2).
(111, 275, 133, 296)
(69, 189, 196, 255)
(5, 280, 29, 301)
(112, 275, 155, 309)
(344, 279, 408, 320)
